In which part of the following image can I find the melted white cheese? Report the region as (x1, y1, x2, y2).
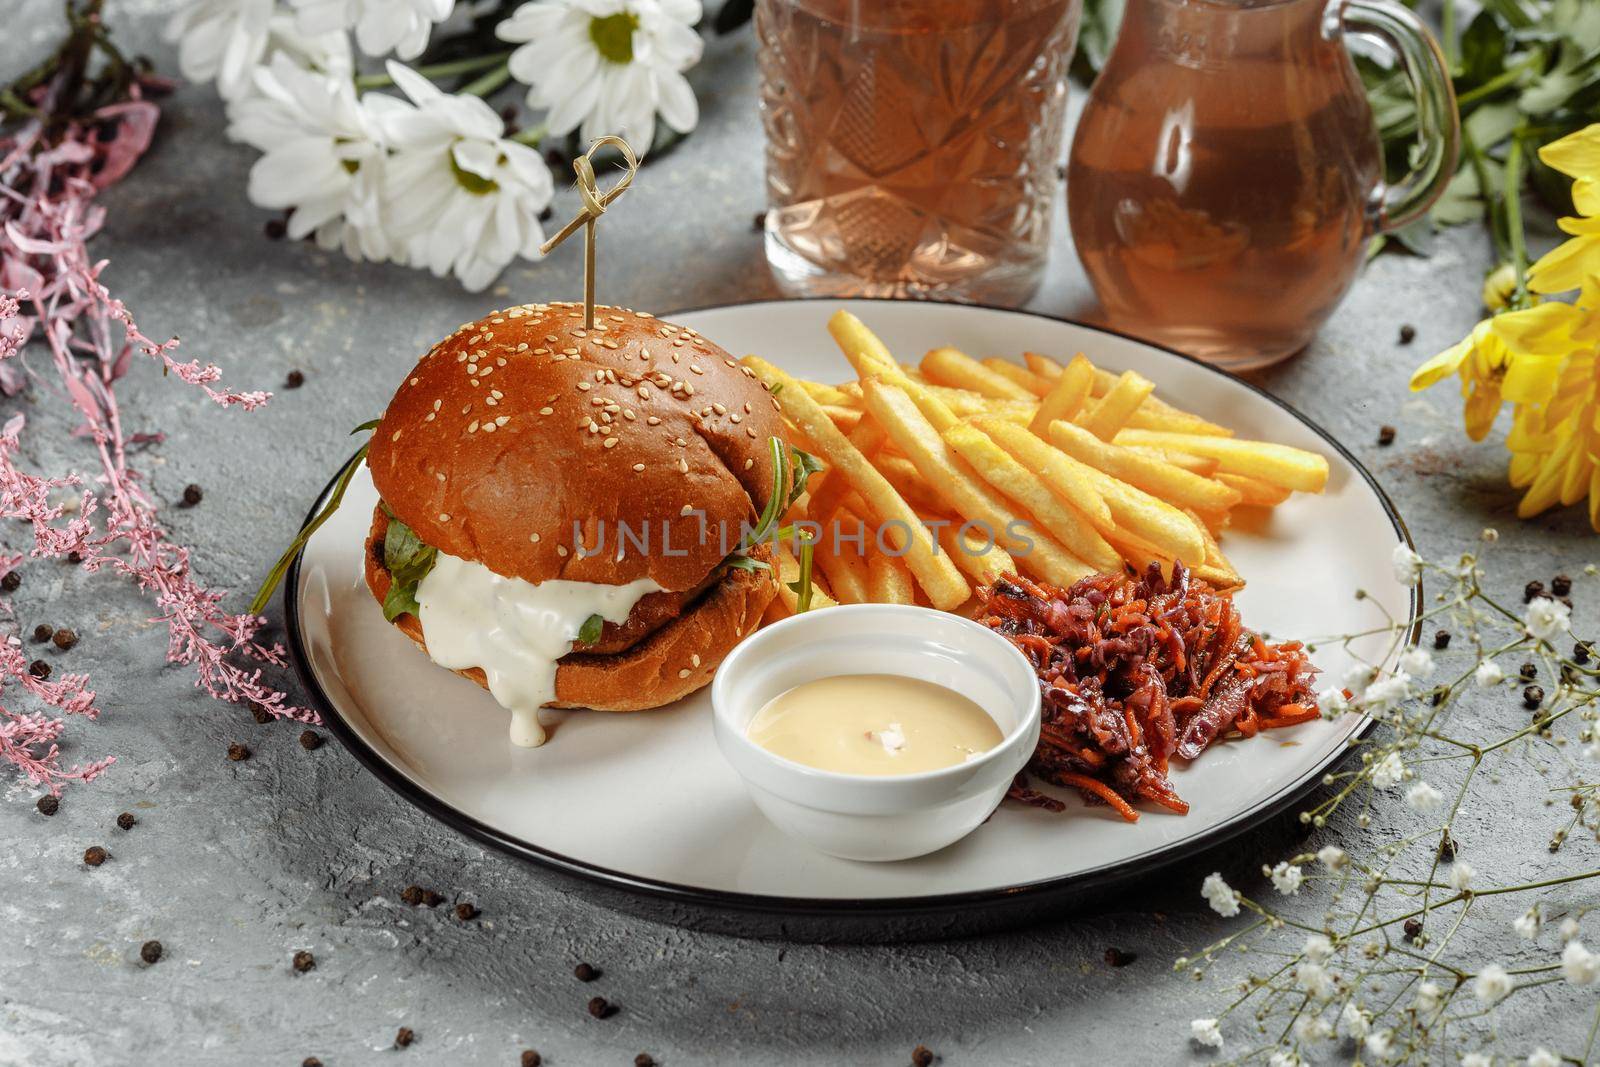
(415, 552, 662, 747)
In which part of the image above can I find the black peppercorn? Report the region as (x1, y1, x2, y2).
(36, 794, 59, 816)
(299, 730, 322, 751)
(285, 369, 305, 389)
(116, 811, 136, 830)
(83, 845, 108, 866)
(1553, 574, 1573, 597)
(574, 962, 600, 982)
(181, 484, 203, 507)
(587, 996, 613, 1018)
(1, 571, 20, 592)
(302, 1059, 323, 1067)
(1399, 324, 1416, 345)
(1525, 685, 1545, 709)
(1433, 629, 1450, 649)
(140, 939, 163, 964)
(226, 742, 250, 762)
(1103, 947, 1136, 967)
(1525, 580, 1546, 602)
(1377, 425, 1396, 446)
(264, 218, 287, 240)
(51, 627, 76, 650)
(400, 885, 424, 906)
(521, 1051, 542, 1067)
(455, 902, 478, 921)
(1520, 662, 1538, 680)
(635, 1055, 656, 1067)
(912, 1046, 935, 1067)
(249, 702, 272, 725)
(32, 624, 52, 643)
(1438, 831, 1457, 861)
(292, 950, 316, 974)
(1403, 917, 1423, 942)
(1577, 641, 1594, 665)
(395, 1027, 415, 1048)
(751, 211, 767, 232)
(28, 660, 50, 679)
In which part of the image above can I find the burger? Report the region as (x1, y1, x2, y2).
(363, 301, 791, 747)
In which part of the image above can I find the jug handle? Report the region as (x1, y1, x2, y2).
(1337, 0, 1460, 232)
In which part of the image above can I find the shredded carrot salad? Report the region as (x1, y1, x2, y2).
(977, 564, 1319, 822)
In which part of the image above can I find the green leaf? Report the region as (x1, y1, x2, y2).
(1430, 158, 1504, 227)
(382, 581, 421, 623)
(725, 554, 771, 573)
(785, 444, 823, 512)
(1460, 9, 1511, 88)
(576, 613, 605, 645)
(383, 515, 436, 587)
(1464, 99, 1522, 150)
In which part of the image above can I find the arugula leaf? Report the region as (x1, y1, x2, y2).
(379, 513, 437, 622)
(576, 613, 605, 645)
(786, 531, 817, 613)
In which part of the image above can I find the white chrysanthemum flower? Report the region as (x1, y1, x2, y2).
(1527, 1049, 1559, 1067)
(1303, 933, 1334, 962)
(1514, 908, 1540, 939)
(1563, 940, 1599, 985)
(1362, 672, 1412, 711)
(1201, 872, 1240, 917)
(1190, 1018, 1223, 1049)
(1475, 661, 1505, 687)
(1392, 542, 1424, 584)
(1398, 648, 1435, 678)
(371, 61, 555, 291)
(226, 56, 389, 261)
(1317, 845, 1347, 869)
(1371, 752, 1405, 789)
(1267, 861, 1303, 895)
(1563, 917, 1582, 940)
(1406, 781, 1444, 811)
(1338, 1001, 1370, 1040)
(1450, 861, 1476, 891)
(1474, 963, 1512, 1004)
(1317, 687, 1350, 718)
(1365, 1029, 1394, 1060)
(498, 0, 703, 155)
(1295, 961, 1335, 1001)
(165, 0, 275, 100)
(1525, 597, 1572, 642)
(291, 0, 453, 59)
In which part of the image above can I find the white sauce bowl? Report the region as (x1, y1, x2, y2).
(711, 604, 1042, 862)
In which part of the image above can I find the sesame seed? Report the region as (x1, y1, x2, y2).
(744, 458, 753, 469)
(391, 430, 402, 442)
(468, 420, 479, 432)
(683, 383, 694, 396)
(691, 654, 701, 667)
(677, 668, 691, 679)
(497, 357, 506, 367)
(433, 399, 442, 411)
(486, 397, 498, 407)
(680, 504, 693, 515)
(675, 437, 687, 446)
(491, 390, 503, 400)
(409, 377, 419, 386)
(677, 458, 688, 473)
(436, 472, 446, 482)
(539, 406, 554, 416)
(530, 532, 541, 543)
(578, 382, 592, 391)
(731, 414, 742, 423)
(557, 545, 569, 557)
(424, 413, 435, 422)
(470, 379, 480, 386)
(632, 463, 645, 472)
(467, 364, 478, 374)
(713, 403, 727, 415)
(690, 364, 703, 374)
(646, 416, 660, 425)
(496, 416, 508, 426)
(482, 422, 496, 433)
(603, 437, 619, 448)
(439, 512, 451, 522)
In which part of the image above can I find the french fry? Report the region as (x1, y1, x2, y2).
(1047, 419, 1244, 515)
(866, 547, 916, 605)
(1076, 369, 1155, 440)
(827, 310, 900, 378)
(863, 379, 1094, 588)
(1023, 351, 1065, 379)
(1182, 507, 1243, 591)
(775, 541, 840, 612)
(922, 347, 1038, 401)
(1214, 472, 1293, 507)
(822, 404, 862, 432)
(1125, 444, 1220, 477)
(815, 521, 871, 605)
(808, 417, 886, 523)
(874, 454, 955, 517)
(973, 417, 1113, 530)
(936, 520, 1016, 587)
(1029, 353, 1095, 435)
(1086, 367, 1232, 436)
(761, 597, 790, 626)
(1115, 428, 1330, 493)
(943, 423, 1123, 574)
(798, 379, 855, 407)
(744, 355, 970, 610)
(981, 357, 1053, 397)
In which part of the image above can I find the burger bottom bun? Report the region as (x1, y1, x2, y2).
(364, 510, 778, 713)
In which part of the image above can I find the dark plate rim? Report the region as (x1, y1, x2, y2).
(283, 296, 1421, 920)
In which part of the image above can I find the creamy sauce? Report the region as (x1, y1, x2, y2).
(415, 552, 662, 747)
(747, 674, 1003, 775)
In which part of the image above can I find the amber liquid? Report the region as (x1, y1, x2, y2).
(757, 0, 1081, 304)
(1067, 0, 1382, 368)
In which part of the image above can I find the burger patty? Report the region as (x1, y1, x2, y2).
(367, 505, 717, 656)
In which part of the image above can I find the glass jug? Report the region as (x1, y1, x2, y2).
(1066, 0, 1458, 370)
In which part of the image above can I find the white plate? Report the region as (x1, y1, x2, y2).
(286, 299, 1416, 922)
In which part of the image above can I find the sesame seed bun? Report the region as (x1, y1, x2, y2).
(368, 302, 785, 591)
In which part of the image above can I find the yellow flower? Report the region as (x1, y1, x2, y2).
(1528, 125, 1600, 295)
(1408, 303, 1577, 439)
(1482, 263, 1518, 311)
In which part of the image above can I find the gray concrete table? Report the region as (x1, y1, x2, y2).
(2, 4, 1589, 1065)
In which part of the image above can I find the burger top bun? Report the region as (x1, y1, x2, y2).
(368, 302, 785, 592)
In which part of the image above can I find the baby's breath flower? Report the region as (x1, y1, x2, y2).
(1317, 845, 1347, 869)
(1563, 917, 1582, 940)
(1267, 861, 1304, 895)
(1293, 1013, 1333, 1042)
(1480, 527, 1499, 542)
(1474, 964, 1513, 1004)
(1525, 597, 1572, 642)
(1189, 1018, 1223, 1049)
(1365, 1029, 1394, 1061)
(1363, 673, 1413, 711)
(1451, 861, 1477, 891)
(1268, 1050, 1302, 1067)
(1295, 960, 1335, 1001)
(1406, 781, 1444, 811)
(1476, 661, 1506, 687)
(1371, 752, 1406, 789)
(1399, 648, 1435, 678)
(1317, 687, 1350, 718)
(1562, 940, 1599, 984)
(1304, 933, 1333, 962)
(1414, 981, 1443, 1017)
(1461, 1053, 1492, 1067)
(1201, 872, 1240, 917)
(1527, 1048, 1559, 1067)
(1338, 1002, 1371, 1040)
(1392, 542, 1424, 585)
(1514, 909, 1540, 939)
(1344, 663, 1376, 697)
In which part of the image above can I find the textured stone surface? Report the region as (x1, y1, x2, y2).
(2, 4, 1594, 1066)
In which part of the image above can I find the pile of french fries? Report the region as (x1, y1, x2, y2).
(743, 311, 1330, 619)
